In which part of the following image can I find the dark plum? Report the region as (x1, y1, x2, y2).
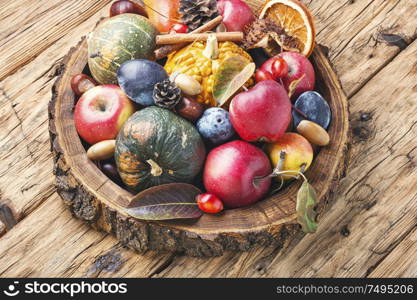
(292, 91, 332, 130)
(197, 108, 235, 145)
(117, 59, 168, 106)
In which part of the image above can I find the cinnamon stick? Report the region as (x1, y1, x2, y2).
(154, 16, 223, 60)
(156, 32, 244, 45)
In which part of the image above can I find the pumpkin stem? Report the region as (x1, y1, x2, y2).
(146, 159, 163, 177)
(203, 34, 219, 60)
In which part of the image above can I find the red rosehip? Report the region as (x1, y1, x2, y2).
(196, 193, 224, 214)
(255, 69, 275, 83)
(271, 57, 289, 79)
(170, 22, 189, 34)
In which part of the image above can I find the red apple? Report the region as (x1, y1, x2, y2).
(74, 85, 135, 144)
(217, 0, 255, 32)
(203, 141, 272, 208)
(278, 51, 315, 98)
(229, 80, 292, 143)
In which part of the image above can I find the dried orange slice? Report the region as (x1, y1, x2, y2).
(259, 0, 316, 56)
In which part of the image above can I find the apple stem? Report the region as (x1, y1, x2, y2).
(276, 170, 308, 182)
(253, 151, 286, 187)
(253, 152, 309, 189)
(276, 151, 286, 172)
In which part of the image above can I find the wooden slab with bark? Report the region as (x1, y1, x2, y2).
(49, 37, 348, 256)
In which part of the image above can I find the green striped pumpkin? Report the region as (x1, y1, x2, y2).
(87, 14, 158, 85)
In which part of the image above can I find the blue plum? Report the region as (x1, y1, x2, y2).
(292, 91, 332, 130)
(197, 108, 235, 145)
(117, 59, 168, 106)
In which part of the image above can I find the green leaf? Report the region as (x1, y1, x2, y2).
(124, 183, 202, 221)
(296, 181, 318, 233)
(213, 56, 255, 107)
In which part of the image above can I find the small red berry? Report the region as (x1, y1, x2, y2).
(255, 69, 275, 83)
(170, 23, 189, 34)
(196, 193, 224, 214)
(270, 57, 289, 79)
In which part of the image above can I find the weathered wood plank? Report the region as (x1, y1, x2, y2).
(328, 0, 417, 96)
(304, 0, 417, 96)
(368, 227, 417, 278)
(0, 1, 64, 40)
(0, 3, 112, 228)
(0, 193, 172, 277)
(154, 38, 417, 277)
(0, 0, 112, 81)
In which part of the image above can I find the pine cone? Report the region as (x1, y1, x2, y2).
(153, 79, 182, 109)
(179, 0, 219, 31)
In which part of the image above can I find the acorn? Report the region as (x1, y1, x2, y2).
(296, 120, 330, 146)
(87, 140, 116, 160)
(170, 72, 202, 96)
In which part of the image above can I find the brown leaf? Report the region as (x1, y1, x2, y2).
(124, 183, 202, 220)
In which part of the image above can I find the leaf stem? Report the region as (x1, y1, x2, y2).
(292, 105, 309, 119)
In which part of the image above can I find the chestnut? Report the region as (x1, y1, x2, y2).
(175, 97, 204, 123)
(70, 74, 97, 96)
(100, 160, 123, 185)
(110, 0, 148, 18)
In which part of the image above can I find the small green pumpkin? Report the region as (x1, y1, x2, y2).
(88, 14, 158, 84)
(115, 107, 206, 192)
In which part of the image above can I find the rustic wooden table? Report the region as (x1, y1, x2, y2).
(0, 0, 416, 278)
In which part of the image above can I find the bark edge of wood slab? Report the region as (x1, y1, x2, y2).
(48, 38, 349, 257)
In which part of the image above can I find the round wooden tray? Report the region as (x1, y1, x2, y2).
(48, 2, 349, 257)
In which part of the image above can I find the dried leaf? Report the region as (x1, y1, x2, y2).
(288, 74, 306, 98)
(213, 56, 255, 107)
(296, 181, 318, 233)
(124, 183, 202, 221)
(378, 33, 407, 50)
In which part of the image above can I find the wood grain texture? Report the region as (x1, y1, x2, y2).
(369, 227, 417, 278)
(0, 194, 173, 277)
(0, 0, 416, 277)
(0, 0, 112, 232)
(0, 0, 113, 81)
